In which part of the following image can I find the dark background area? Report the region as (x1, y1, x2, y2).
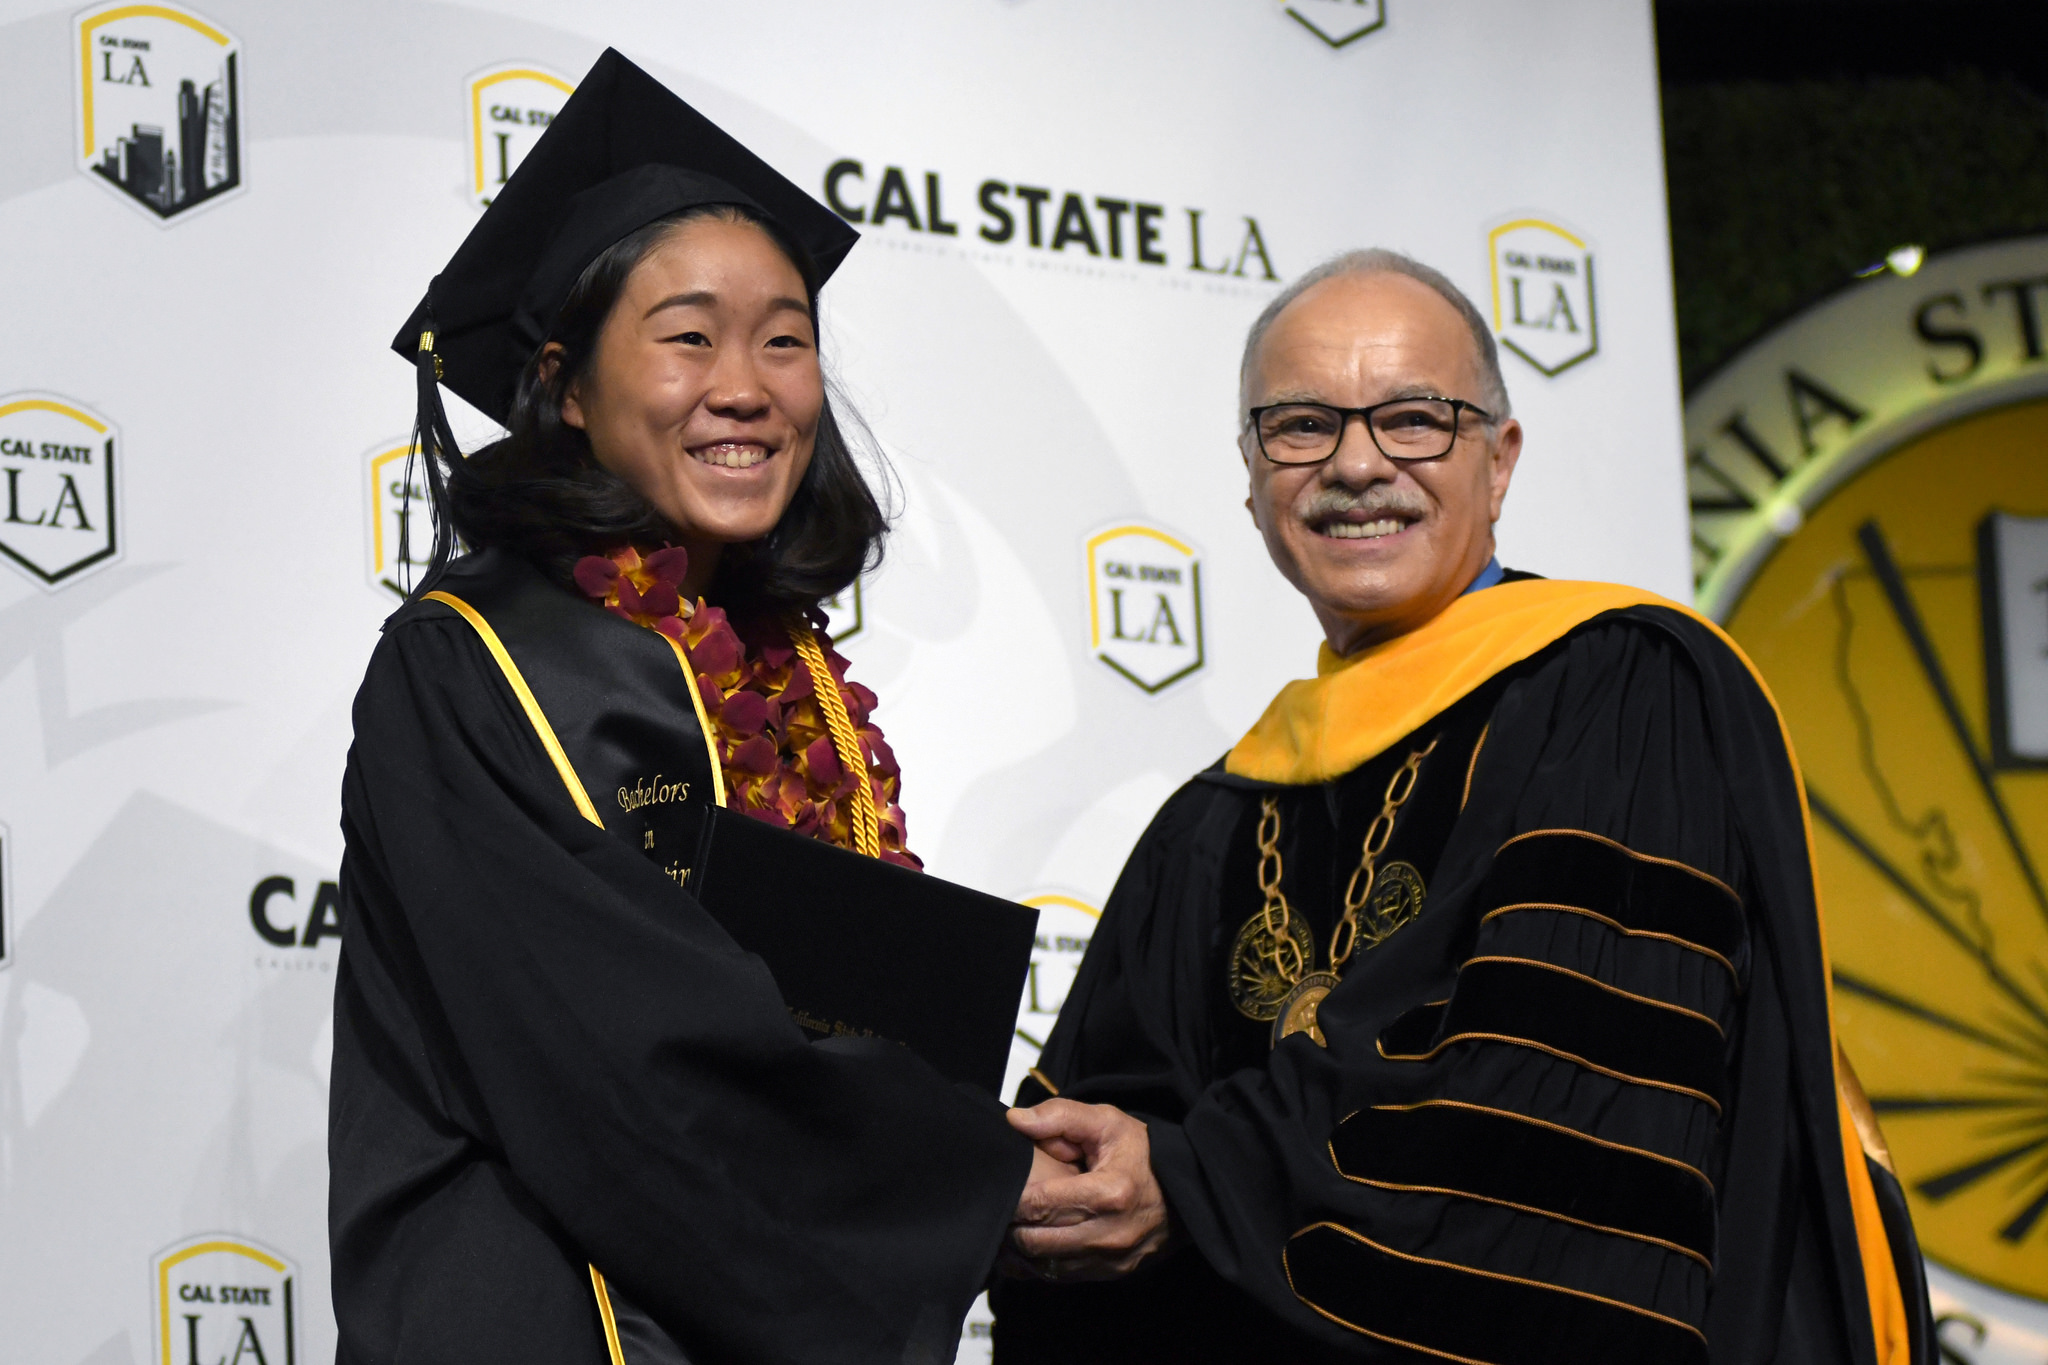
(1656, 0, 2048, 390)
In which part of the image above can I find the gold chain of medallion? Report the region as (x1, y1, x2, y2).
(1254, 796, 1308, 983)
(1228, 738, 1439, 1039)
(1332, 736, 1439, 968)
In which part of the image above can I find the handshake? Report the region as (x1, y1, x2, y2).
(1000, 1100, 1171, 1281)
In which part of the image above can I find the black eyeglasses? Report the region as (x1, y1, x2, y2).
(1247, 397, 1495, 465)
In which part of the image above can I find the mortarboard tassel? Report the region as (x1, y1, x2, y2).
(401, 290, 463, 600)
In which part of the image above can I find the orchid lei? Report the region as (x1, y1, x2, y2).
(573, 545, 919, 868)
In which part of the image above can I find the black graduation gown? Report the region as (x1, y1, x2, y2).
(993, 602, 1934, 1364)
(329, 550, 1033, 1365)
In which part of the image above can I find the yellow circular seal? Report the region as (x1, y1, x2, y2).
(1692, 236, 2048, 1301)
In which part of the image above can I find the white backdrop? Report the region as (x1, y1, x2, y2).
(0, 2, 1688, 1360)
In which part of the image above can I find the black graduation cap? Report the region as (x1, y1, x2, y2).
(389, 47, 858, 595)
(393, 46, 858, 426)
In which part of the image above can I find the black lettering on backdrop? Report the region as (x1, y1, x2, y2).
(1013, 186, 1052, 247)
(924, 172, 958, 236)
(225, 1317, 269, 1365)
(1915, 293, 1983, 384)
(823, 158, 865, 222)
(1686, 447, 1757, 512)
(978, 181, 1015, 242)
(1135, 204, 1167, 264)
(1186, 208, 1225, 273)
(250, 875, 344, 948)
(1094, 197, 1131, 258)
(870, 167, 922, 231)
(249, 877, 297, 947)
(1982, 275, 2048, 360)
(1051, 193, 1100, 254)
(1235, 218, 1278, 282)
(1720, 410, 1792, 481)
(4, 469, 31, 524)
(302, 883, 344, 947)
(6, 470, 75, 526)
(823, 162, 1269, 277)
(1108, 589, 1185, 644)
(1785, 368, 1867, 454)
(101, 51, 150, 85)
(47, 475, 91, 530)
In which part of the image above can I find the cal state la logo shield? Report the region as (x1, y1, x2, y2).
(153, 1235, 297, 1365)
(1283, 0, 1388, 48)
(1489, 218, 1598, 377)
(363, 440, 432, 600)
(0, 392, 120, 588)
(1012, 893, 1099, 1058)
(75, 2, 242, 223)
(1086, 524, 1204, 693)
(817, 576, 864, 643)
(466, 63, 573, 209)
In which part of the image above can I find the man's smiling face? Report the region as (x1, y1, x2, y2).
(1241, 270, 1522, 656)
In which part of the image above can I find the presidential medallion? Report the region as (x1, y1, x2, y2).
(1358, 859, 1427, 949)
(1228, 909, 1314, 1023)
(1273, 971, 1343, 1047)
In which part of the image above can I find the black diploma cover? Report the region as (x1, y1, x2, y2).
(690, 807, 1039, 1095)
(420, 551, 1040, 1097)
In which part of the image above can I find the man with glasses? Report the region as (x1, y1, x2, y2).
(994, 251, 1932, 1364)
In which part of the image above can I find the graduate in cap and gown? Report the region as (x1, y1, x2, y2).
(328, 49, 1053, 1365)
(992, 252, 1938, 1364)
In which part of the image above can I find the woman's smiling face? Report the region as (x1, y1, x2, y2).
(561, 214, 822, 583)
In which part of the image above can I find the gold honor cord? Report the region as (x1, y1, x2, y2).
(789, 619, 883, 859)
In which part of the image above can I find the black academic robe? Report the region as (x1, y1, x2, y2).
(329, 550, 1032, 1365)
(993, 591, 1934, 1365)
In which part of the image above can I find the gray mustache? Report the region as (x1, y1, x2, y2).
(1295, 486, 1430, 523)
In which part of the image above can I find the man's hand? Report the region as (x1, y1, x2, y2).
(1023, 1142, 1081, 1209)
(1004, 1100, 1170, 1280)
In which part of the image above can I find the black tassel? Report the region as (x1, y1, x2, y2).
(401, 290, 462, 600)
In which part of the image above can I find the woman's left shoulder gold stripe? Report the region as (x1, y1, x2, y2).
(423, 589, 605, 829)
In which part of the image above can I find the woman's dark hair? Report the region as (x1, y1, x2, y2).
(433, 203, 889, 614)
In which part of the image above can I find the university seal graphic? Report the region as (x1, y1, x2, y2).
(74, 2, 241, 222)
(465, 63, 574, 209)
(1282, 0, 1387, 49)
(0, 392, 120, 588)
(1488, 218, 1598, 377)
(1085, 523, 1204, 693)
(1690, 234, 2048, 1352)
(152, 1235, 297, 1365)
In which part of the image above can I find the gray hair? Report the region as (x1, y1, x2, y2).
(1238, 248, 1511, 425)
